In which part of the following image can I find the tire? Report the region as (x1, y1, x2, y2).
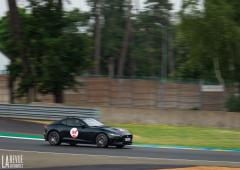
(116, 145, 125, 149)
(48, 131, 61, 146)
(96, 133, 108, 148)
(69, 141, 77, 146)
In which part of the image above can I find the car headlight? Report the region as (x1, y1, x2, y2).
(117, 128, 130, 133)
(109, 133, 121, 137)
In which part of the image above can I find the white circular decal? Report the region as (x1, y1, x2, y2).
(70, 128, 78, 138)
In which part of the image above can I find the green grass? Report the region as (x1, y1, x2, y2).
(111, 124, 240, 149)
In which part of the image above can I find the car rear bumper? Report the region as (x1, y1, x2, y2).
(43, 132, 48, 141)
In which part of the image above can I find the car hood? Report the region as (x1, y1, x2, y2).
(102, 127, 131, 136)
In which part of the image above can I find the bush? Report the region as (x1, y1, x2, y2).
(226, 95, 240, 112)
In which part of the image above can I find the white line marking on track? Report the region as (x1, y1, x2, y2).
(0, 148, 239, 165)
(0, 135, 44, 141)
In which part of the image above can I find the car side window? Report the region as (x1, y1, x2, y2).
(61, 119, 67, 125)
(67, 118, 84, 127)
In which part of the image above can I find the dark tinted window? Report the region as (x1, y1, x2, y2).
(53, 119, 67, 125)
(67, 118, 84, 126)
(61, 119, 67, 125)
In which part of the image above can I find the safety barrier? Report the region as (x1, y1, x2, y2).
(0, 103, 100, 120)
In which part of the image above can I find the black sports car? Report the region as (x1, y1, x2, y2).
(44, 117, 133, 148)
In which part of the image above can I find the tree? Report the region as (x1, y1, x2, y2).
(101, 0, 126, 76)
(7, 0, 32, 103)
(0, 1, 93, 103)
(87, 0, 173, 77)
(127, 0, 172, 77)
(90, 0, 103, 74)
(27, 0, 92, 103)
(88, 0, 126, 76)
(175, 0, 240, 85)
(94, 0, 102, 74)
(226, 0, 240, 93)
(87, 0, 103, 74)
(117, 0, 132, 77)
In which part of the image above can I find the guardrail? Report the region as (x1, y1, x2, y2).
(0, 103, 100, 120)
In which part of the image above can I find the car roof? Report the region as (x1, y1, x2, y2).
(58, 117, 95, 122)
(64, 116, 82, 120)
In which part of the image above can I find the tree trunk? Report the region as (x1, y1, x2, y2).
(94, 0, 102, 74)
(53, 87, 64, 103)
(7, 0, 21, 40)
(58, 0, 63, 10)
(117, 0, 132, 77)
(213, 56, 224, 85)
(128, 56, 136, 77)
(8, 75, 15, 103)
(27, 87, 36, 103)
(161, 27, 168, 79)
(167, 29, 175, 76)
(238, 82, 240, 96)
(3, 51, 15, 103)
(7, 0, 32, 103)
(108, 57, 115, 78)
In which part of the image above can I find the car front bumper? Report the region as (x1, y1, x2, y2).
(108, 135, 133, 146)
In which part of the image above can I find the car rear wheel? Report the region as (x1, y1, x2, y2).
(96, 133, 108, 148)
(48, 131, 61, 146)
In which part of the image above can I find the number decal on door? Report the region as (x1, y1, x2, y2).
(70, 128, 78, 138)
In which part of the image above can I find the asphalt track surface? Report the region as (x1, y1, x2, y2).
(0, 118, 240, 169)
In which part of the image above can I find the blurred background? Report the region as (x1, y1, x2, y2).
(0, 0, 240, 112)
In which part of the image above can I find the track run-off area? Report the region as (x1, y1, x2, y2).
(0, 118, 240, 169)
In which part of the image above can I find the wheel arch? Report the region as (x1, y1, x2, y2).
(47, 129, 61, 140)
(95, 132, 109, 140)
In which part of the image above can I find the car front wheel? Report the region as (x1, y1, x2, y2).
(96, 133, 108, 148)
(48, 131, 61, 146)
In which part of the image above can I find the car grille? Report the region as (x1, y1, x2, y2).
(123, 135, 132, 138)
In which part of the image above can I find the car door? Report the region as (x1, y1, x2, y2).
(66, 118, 91, 143)
(58, 119, 69, 139)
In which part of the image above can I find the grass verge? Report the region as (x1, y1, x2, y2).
(111, 124, 240, 149)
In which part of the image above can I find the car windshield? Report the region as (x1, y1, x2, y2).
(83, 118, 104, 127)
